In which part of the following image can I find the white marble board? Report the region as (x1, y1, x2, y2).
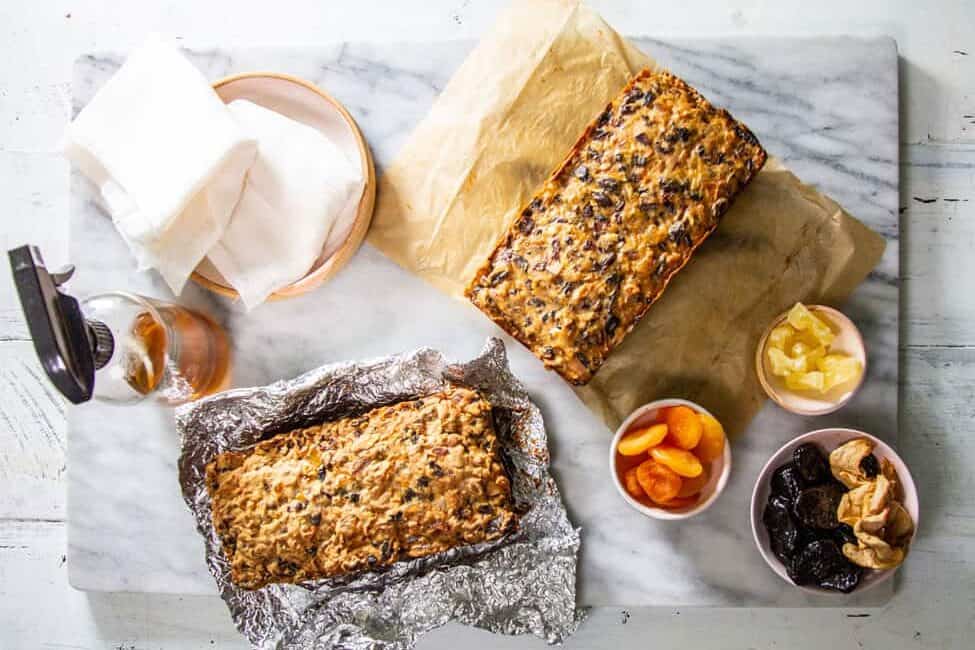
(67, 37, 898, 606)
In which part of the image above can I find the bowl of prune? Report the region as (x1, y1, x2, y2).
(750, 429, 918, 595)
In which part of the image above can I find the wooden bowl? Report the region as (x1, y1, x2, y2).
(190, 72, 376, 301)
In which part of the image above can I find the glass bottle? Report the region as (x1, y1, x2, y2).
(9, 245, 231, 406)
(80, 292, 230, 404)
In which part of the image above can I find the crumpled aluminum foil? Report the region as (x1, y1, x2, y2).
(176, 338, 584, 649)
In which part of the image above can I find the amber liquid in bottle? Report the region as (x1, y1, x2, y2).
(126, 305, 231, 403)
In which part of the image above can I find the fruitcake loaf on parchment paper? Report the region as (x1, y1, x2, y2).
(466, 70, 767, 384)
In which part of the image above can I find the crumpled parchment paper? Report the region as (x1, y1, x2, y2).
(367, 0, 885, 433)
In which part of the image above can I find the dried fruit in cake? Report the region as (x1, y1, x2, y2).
(635, 459, 682, 504)
(793, 484, 845, 530)
(618, 423, 669, 456)
(793, 442, 829, 485)
(664, 406, 703, 450)
(769, 463, 803, 504)
(694, 413, 726, 462)
(650, 445, 704, 478)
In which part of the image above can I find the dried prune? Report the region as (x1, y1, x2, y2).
(792, 539, 846, 585)
(770, 463, 803, 504)
(786, 554, 805, 585)
(793, 483, 845, 530)
(793, 442, 829, 485)
(763, 495, 799, 561)
(797, 526, 832, 549)
(818, 564, 862, 593)
(833, 523, 858, 547)
(660, 178, 688, 194)
(859, 453, 880, 478)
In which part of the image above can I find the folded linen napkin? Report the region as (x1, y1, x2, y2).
(207, 99, 364, 309)
(63, 35, 257, 293)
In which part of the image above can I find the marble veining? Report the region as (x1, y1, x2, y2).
(67, 37, 898, 606)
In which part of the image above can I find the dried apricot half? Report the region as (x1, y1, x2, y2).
(695, 413, 726, 462)
(623, 467, 643, 499)
(676, 466, 710, 498)
(635, 459, 683, 504)
(617, 423, 668, 456)
(650, 445, 704, 478)
(664, 406, 703, 450)
(660, 495, 699, 509)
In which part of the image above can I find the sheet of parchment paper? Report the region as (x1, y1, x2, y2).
(367, 0, 885, 433)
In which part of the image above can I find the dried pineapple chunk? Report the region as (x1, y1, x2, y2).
(768, 324, 793, 350)
(786, 302, 835, 346)
(818, 354, 862, 391)
(790, 341, 827, 364)
(768, 347, 808, 375)
(766, 303, 861, 395)
(786, 370, 826, 393)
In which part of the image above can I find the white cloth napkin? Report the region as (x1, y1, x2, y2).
(63, 35, 257, 293)
(206, 99, 364, 309)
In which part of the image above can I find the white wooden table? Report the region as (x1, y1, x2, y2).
(1, 1, 972, 647)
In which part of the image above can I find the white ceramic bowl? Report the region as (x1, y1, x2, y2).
(609, 398, 732, 520)
(750, 428, 919, 595)
(755, 305, 867, 416)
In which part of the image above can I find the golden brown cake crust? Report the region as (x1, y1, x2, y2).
(206, 386, 517, 589)
(465, 69, 768, 385)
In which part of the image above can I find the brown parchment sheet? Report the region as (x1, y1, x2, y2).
(367, 0, 885, 433)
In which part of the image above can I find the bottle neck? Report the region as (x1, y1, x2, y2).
(86, 319, 115, 371)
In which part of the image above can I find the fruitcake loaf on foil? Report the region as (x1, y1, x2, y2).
(466, 69, 768, 384)
(205, 385, 517, 589)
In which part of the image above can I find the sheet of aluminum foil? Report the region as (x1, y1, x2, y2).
(176, 338, 583, 649)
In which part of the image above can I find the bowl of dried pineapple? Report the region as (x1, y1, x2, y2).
(756, 303, 866, 416)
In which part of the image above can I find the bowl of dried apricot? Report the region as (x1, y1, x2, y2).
(610, 399, 731, 520)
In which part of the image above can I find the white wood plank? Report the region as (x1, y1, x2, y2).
(0, 150, 70, 342)
(1, 1, 973, 147)
(0, 342, 66, 521)
(901, 142, 975, 347)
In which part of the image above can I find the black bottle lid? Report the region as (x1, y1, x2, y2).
(8, 245, 113, 404)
